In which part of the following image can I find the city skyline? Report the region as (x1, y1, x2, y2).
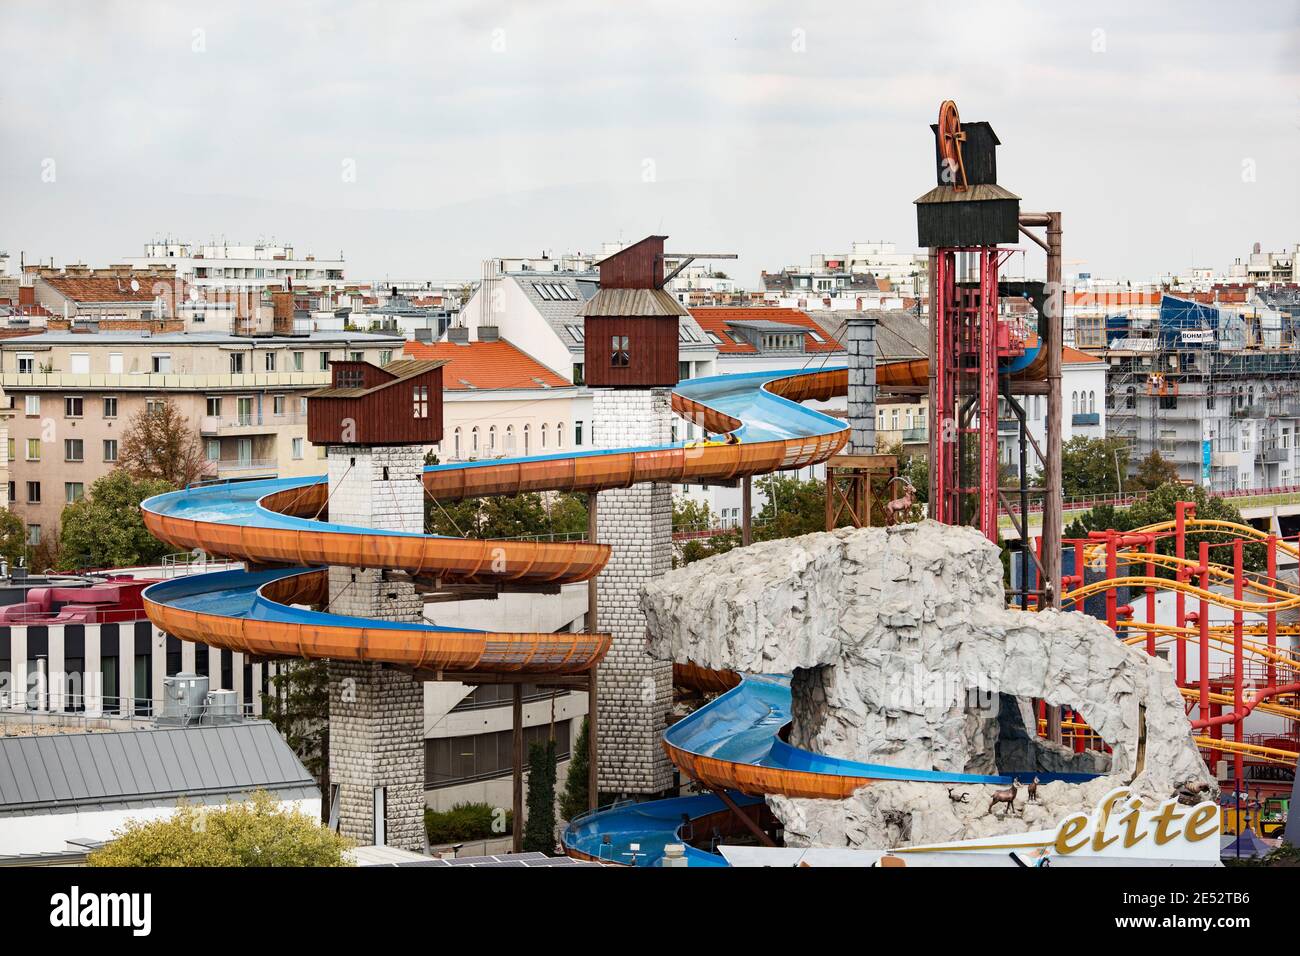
(0, 0, 1296, 285)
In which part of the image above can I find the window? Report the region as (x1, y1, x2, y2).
(65, 482, 84, 504)
(349, 351, 363, 362)
(206, 439, 220, 461)
(26, 482, 40, 503)
(413, 385, 429, 418)
(565, 324, 585, 342)
(1125, 386, 1137, 409)
(489, 426, 497, 453)
(108, 352, 123, 374)
(103, 396, 117, 418)
(25, 438, 40, 461)
(24, 395, 39, 416)
(293, 351, 305, 372)
(64, 438, 83, 462)
(453, 428, 462, 459)
(1088, 391, 1096, 414)
(523, 424, 530, 456)
(207, 396, 222, 417)
(70, 352, 90, 374)
(336, 368, 365, 389)
(265, 351, 277, 372)
(26, 525, 40, 546)
(5, 438, 11, 462)
(572, 363, 584, 385)
(679, 361, 691, 381)
(273, 395, 285, 415)
(611, 335, 630, 367)
(17, 353, 34, 374)
(380, 350, 392, 366)
(319, 352, 331, 371)
(230, 352, 246, 374)
(63, 395, 83, 418)
(471, 427, 479, 455)
(505, 425, 515, 455)
(103, 439, 118, 462)
(151, 353, 172, 373)
(1072, 391, 1079, 415)
(1159, 430, 1177, 456)
(555, 422, 564, 449)
(236, 396, 253, 426)
(574, 421, 584, 446)
(291, 437, 304, 460)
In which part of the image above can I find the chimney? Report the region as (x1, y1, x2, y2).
(477, 325, 499, 342)
(272, 287, 294, 335)
(846, 313, 878, 454)
(447, 326, 470, 345)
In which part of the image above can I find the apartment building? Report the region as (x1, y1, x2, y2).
(0, 327, 404, 543)
(125, 239, 345, 291)
(1103, 294, 1300, 490)
(404, 331, 583, 460)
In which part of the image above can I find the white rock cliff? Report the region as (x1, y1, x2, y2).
(642, 521, 1215, 849)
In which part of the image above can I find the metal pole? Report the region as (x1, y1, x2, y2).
(1198, 540, 1210, 759)
(927, 249, 939, 521)
(1041, 212, 1064, 610)
(586, 491, 599, 810)
(1266, 534, 1278, 689)
(1233, 538, 1244, 787)
(512, 681, 523, 853)
(742, 475, 752, 546)
(1175, 501, 1189, 686)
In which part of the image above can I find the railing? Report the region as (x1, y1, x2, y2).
(200, 411, 307, 433)
(999, 481, 1300, 525)
(212, 457, 278, 473)
(0, 607, 150, 625)
(1071, 412, 1100, 426)
(0, 691, 258, 734)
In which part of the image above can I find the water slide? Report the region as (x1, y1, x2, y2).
(140, 358, 1074, 865)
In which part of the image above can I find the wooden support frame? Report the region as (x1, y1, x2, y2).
(825, 453, 898, 531)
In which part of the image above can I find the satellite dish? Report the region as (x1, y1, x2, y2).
(937, 99, 968, 192)
(130, 278, 140, 293)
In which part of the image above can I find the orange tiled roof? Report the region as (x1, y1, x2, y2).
(1067, 291, 1162, 307)
(1063, 345, 1105, 364)
(689, 307, 844, 353)
(41, 275, 176, 303)
(404, 338, 570, 390)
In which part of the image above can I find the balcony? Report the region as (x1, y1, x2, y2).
(200, 411, 307, 436)
(2, 370, 331, 391)
(212, 457, 278, 474)
(900, 427, 928, 443)
(1071, 412, 1100, 426)
(1259, 446, 1290, 464)
(997, 419, 1018, 433)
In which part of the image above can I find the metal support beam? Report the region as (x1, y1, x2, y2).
(586, 491, 599, 810)
(512, 682, 523, 853)
(708, 787, 776, 847)
(741, 476, 752, 546)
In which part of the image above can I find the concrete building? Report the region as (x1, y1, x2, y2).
(1228, 242, 1299, 285)
(0, 327, 404, 543)
(1102, 295, 1300, 490)
(0, 721, 318, 858)
(125, 239, 345, 292)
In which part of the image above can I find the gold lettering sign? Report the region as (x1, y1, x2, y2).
(1053, 787, 1218, 855)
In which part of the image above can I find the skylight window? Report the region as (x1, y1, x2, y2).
(533, 282, 555, 301)
(807, 330, 825, 343)
(565, 324, 585, 342)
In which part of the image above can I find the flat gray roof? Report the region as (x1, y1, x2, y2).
(2, 330, 404, 347)
(0, 720, 317, 816)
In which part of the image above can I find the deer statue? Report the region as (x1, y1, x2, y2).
(883, 476, 917, 526)
(1027, 776, 1040, 803)
(988, 779, 1020, 815)
(947, 788, 970, 805)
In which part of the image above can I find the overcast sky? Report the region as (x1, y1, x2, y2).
(1, 0, 1296, 286)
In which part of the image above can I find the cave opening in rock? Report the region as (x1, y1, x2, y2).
(992, 694, 1113, 777)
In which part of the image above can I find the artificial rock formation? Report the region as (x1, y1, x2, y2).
(642, 521, 1215, 849)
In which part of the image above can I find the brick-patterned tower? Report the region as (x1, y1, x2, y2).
(307, 360, 444, 850)
(846, 314, 878, 454)
(579, 237, 684, 795)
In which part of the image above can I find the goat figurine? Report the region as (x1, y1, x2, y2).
(988, 779, 1020, 815)
(947, 788, 969, 805)
(1027, 776, 1040, 803)
(883, 476, 917, 526)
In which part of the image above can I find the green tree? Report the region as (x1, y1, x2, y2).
(1132, 450, 1180, 491)
(523, 738, 558, 854)
(57, 470, 175, 570)
(261, 660, 330, 821)
(558, 718, 590, 821)
(87, 791, 353, 867)
(1035, 436, 1131, 498)
(753, 475, 831, 539)
(0, 508, 27, 569)
(427, 492, 587, 539)
(117, 398, 209, 487)
(1065, 482, 1264, 579)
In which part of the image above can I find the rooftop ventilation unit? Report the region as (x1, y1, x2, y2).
(161, 672, 210, 725)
